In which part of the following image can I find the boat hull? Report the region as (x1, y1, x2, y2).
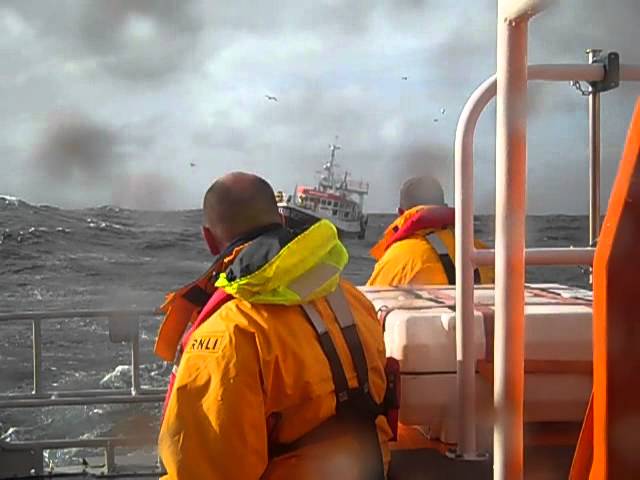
(278, 204, 367, 239)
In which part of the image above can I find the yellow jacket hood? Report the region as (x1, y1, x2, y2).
(215, 219, 349, 305)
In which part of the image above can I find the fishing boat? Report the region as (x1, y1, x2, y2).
(276, 141, 369, 239)
(2, 1, 640, 478)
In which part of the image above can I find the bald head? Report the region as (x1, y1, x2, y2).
(399, 175, 446, 211)
(203, 172, 281, 243)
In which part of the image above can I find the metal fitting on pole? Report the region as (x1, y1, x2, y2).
(587, 49, 603, 248)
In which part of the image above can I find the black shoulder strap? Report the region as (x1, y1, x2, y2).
(325, 289, 371, 396)
(426, 232, 456, 284)
(474, 267, 482, 284)
(294, 290, 385, 480)
(300, 302, 351, 404)
(426, 231, 483, 285)
(301, 289, 373, 403)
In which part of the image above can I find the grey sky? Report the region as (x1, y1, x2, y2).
(0, 0, 639, 213)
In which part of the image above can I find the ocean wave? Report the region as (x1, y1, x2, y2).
(0, 194, 27, 208)
(0, 194, 20, 204)
(26, 226, 72, 235)
(95, 205, 124, 213)
(138, 237, 193, 250)
(0, 226, 72, 245)
(8, 263, 45, 274)
(86, 217, 128, 232)
(0, 420, 53, 442)
(99, 365, 132, 389)
(0, 195, 62, 213)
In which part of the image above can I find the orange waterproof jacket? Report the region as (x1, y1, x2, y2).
(158, 221, 391, 480)
(367, 206, 494, 287)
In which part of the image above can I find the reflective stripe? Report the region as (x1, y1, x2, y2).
(426, 232, 456, 285)
(288, 263, 341, 300)
(426, 231, 449, 257)
(426, 232, 483, 285)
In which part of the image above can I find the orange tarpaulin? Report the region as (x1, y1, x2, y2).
(571, 98, 640, 479)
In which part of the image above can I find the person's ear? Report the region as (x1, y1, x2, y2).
(202, 226, 221, 256)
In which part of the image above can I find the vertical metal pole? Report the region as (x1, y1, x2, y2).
(130, 318, 140, 395)
(587, 49, 602, 246)
(105, 442, 115, 473)
(32, 319, 43, 395)
(494, 12, 528, 480)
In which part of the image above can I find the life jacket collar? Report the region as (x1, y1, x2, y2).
(370, 205, 455, 260)
(216, 219, 349, 305)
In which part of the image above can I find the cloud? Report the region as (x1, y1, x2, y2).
(73, 0, 205, 81)
(0, 6, 34, 38)
(1, 0, 640, 213)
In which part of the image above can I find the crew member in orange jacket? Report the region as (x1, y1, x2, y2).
(157, 172, 392, 480)
(368, 175, 494, 286)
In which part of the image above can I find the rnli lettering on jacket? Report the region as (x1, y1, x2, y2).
(188, 334, 224, 353)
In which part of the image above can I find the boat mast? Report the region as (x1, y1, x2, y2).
(326, 137, 341, 190)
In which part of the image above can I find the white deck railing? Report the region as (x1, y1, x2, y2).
(0, 309, 166, 476)
(454, 3, 640, 476)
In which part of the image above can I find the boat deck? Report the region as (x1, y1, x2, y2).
(391, 446, 574, 480)
(39, 446, 573, 479)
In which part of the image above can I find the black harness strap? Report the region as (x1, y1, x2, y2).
(426, 231, 483, 285)
(426, 232, 456, 285)
(300, 302, 350, 403)
(182, 285, 211, 308)
(270, 291, 385, 479)
(326, 289, 371, 396)
(474, 266, 482, 284)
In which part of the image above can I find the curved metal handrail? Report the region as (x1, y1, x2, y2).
(453, 62, 640, 463)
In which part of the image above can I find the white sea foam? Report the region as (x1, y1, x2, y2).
(99, 365, 132, 389)
(0, 194, 21, 206)
(86, 217, 126, 230)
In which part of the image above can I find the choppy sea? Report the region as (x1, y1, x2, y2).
(0, 194, 590, 467)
